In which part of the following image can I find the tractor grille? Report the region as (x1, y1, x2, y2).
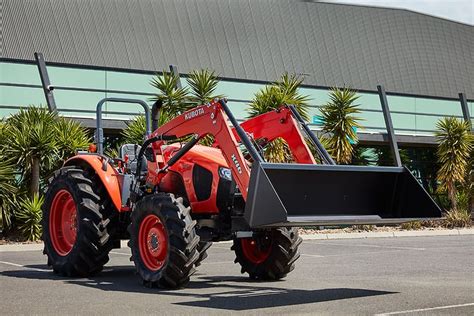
(192, 165, 213, 201)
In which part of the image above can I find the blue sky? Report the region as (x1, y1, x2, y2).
(325, 0, 473, 25)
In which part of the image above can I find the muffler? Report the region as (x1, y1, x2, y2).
(244, 162, 442, 228)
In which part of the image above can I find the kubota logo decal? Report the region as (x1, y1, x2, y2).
(231, 154, 242, 174)
(185, 107, 205, 120)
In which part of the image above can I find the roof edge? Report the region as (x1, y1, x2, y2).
(308, 1, 474, 27)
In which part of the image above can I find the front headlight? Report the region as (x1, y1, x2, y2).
(218, 167, 232, 181)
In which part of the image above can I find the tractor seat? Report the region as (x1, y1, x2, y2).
(120, 144, 147, 173)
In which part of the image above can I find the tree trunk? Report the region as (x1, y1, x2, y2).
(448, 182, 457, 212)
(30, 156, 40, 198)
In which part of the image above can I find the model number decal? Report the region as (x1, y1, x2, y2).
(231, 154, 242, 174)
(184, 107, 205, 120)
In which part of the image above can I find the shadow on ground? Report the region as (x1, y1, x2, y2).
(1, 265, 396, 311)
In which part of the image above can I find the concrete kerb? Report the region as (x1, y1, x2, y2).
(1, 228, 473, 252)
(302, 228, 474, 240)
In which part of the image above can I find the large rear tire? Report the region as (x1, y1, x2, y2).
(128, 193, 200, 289)
(42, 167, 114, 276)
(232, 227, 302, 280)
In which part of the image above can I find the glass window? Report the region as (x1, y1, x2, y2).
(0, 62, 41, 85)
(53, 89, 106, 118)
(106, 70, 155, 94)
(1, 61, 469, 137)
(215, 80, 264, 101)
(0, 85, 45, 107)
(48, 66, 106, 90)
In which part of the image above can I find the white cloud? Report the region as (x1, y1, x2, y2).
(324, 0, 474, 25)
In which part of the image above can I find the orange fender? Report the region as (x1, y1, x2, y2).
(64, 154, 123, 212)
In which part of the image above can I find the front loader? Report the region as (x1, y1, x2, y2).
(42, 98, 441, 288)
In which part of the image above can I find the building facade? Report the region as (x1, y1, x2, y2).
(1, 0, 473, 147)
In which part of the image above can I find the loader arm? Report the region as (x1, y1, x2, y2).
(231, 107, 316, 164)
(149, 100, 252, 199)
(147, 99, 441, 228)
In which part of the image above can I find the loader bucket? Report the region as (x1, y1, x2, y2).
(244, 163, 442, 228)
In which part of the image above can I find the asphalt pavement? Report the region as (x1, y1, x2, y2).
(1, 235, 473, 315)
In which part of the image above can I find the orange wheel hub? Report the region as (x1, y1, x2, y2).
(49, 190, 77, 256)
(139, 215, 168, 271)
(241, 237, 272, 264)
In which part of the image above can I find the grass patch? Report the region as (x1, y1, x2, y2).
(444, 209, 472, 228)
(351, 225, 376, 231)
(400, 221, 422, 230)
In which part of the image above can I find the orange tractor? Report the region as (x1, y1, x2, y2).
(42, 98, 441, 288)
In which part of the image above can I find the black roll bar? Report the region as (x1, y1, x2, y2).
(96, 98, 151, 154)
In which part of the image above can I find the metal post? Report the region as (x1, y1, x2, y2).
(169, 64, 182, 89)
(459, 93, 472, 130)
(377, 85, 402, 167)
(34, 52, 57, 112)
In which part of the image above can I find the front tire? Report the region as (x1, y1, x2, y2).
(42, 167, 114, 276)
(232, 228, 302, 280)
(128, 193, 200, 289)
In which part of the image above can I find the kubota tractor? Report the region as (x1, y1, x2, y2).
(42, 98, 441, 288)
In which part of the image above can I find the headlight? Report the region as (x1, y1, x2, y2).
(218, 167, 232, 181)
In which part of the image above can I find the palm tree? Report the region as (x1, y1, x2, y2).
(248, 73, 309, 120)
(5, 107, 58, 197)
(122, 116, 148, 145)
(320, 87, 362, 164)
(435, 117, 473, 211)
(0, 152, 17, 231)
(187, 69, 225, 145)
(4, 107, 91, 198)
(149, 69, 225, 146)
(187, 69, 223, 105)
(248, 73, 310, 162)
(54, 117, 90, 162)
(0, 122, 17, 231)
(150, 71, 190, 118)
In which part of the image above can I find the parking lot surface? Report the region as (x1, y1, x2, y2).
(1, 235, 473, 315)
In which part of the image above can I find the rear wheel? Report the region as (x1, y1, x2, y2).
(232, 228, 302, 280)
(42, 167, 114, 276)
(128, 193, 200, 289)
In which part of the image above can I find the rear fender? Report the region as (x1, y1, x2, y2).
(64, 154, 124, 212)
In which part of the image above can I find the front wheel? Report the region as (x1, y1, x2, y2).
(232, 228, 302, 280)
(128, 193, 200, 289)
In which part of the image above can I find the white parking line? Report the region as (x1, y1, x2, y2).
(202, 261, 234, 265)
(209, 246, 232, 250)
(0, 260, 49, 272)
(300, 254, 325, 258)
(306, 241, 425, 251)
(110, 251, 130, 256)
(375, 302, 474, 315)
(301, 249, 407, 259)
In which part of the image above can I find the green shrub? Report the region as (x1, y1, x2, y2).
(320, 87, 362, 164)
(122, 116, 147, 145)
(0, 159, 18, 232)
(15, 194, 43, 241)
(444, 208, 471, 228)
(400, 221, 422, 230)
(352, 224, 375, 231)
(4, 107, 90, 197)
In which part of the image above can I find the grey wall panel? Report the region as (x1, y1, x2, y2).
(2, 0, 473, 98)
